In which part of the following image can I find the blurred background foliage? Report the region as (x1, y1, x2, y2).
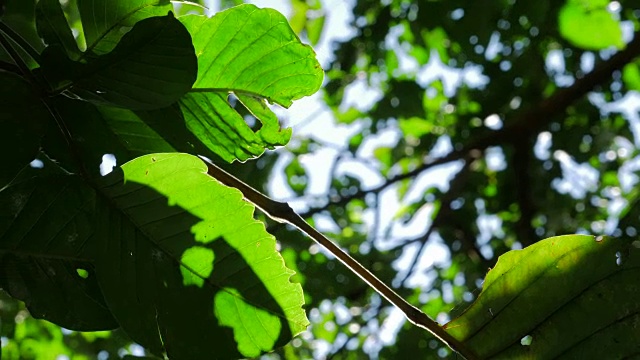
(3, 0, 640, 359)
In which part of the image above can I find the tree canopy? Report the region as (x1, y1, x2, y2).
(1, 0, 639, 359)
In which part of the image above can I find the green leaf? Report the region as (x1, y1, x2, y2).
(444, 234, 640, 359)
(183, 4, 322, 106)
(178, 92, 293, 162)
(622, 61, 640, 91)
(288, 0, 308, 35)
(0, 157, 118, 331)
(305, 14, 325, 46)
(40, 13, 198, 110)
(78, 0, 173, 55)
(177, 4, 323, 162)
(558, 0, 623, 50)
(399, 117, 433, 138)
(35, 0, 80, 58)
(0, 72, 49, 188)
(96, 153, 308, 358)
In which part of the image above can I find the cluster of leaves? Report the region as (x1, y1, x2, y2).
(0, 0, 322, 359)
(1, 0, 640, 359)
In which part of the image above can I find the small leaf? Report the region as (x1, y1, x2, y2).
(305, 14, 325, 46)
(622, 62, 640, 91)
(558, 0, 623, 50)
(444, 234, 640, 359)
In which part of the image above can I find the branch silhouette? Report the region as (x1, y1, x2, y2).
(203, 157, 478, 360)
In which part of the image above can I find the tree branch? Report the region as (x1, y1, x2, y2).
(202, 157, 478, 360)
(395, 158, 475, 287)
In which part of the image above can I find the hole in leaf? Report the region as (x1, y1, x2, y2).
(29, 159, 44, 169)
(100, 154, 117, 176)
(228, 93, 265, 132)
(521, 335, 533, 346)
(76, 268, 89, 279)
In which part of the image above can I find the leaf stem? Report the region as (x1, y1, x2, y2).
(0, 22, 41, 65)
(0, 30, 37, 84)
(202, 158, 478, 360)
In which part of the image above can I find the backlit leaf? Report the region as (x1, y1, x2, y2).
(176, 4, 323, 162)
(558, 0, 623, 50)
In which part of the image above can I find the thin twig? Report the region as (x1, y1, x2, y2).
(202, 157, 478, 360)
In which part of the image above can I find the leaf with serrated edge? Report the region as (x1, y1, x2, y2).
(175, 4, 323, 162)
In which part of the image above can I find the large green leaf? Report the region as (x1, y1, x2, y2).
(175, 4, 323, 162)
(95, 153, 308, 359)
(444, 234, 640, 359)
(558, 0, 623, 50)
(0, 72, 49, 188)
(38, 13, 197, 110)
(0, 158, 117, 331)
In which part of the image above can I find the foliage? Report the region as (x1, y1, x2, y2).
(2, 0, 640, 359)
(1, 1, 320, 359)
